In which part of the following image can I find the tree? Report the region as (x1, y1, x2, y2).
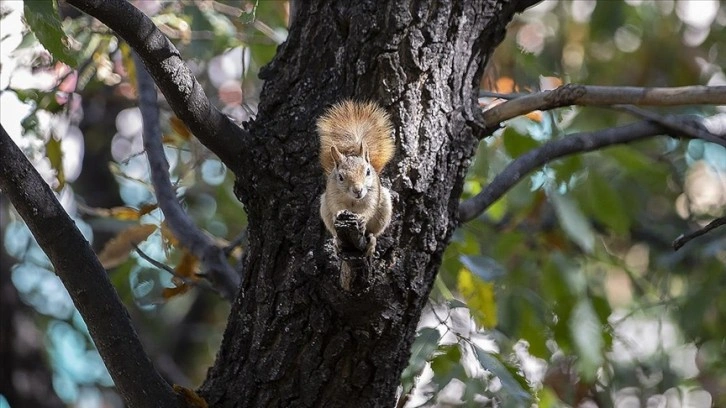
(1, 0, 725, 407)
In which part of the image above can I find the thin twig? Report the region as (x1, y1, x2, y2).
(673, 217, 726, 251)
(133, 51, 240, 301)
(224, 229, 249, 256)
(133, 244, 177, 275)
(132, 244, 217, 294)
(478, 91, 526, 100)
(458, 116, 706, 223)
(614, 105, 726, 148)
(480, 84, 726, 137)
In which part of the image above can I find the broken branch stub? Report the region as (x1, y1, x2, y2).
(333, 210, 372, 290)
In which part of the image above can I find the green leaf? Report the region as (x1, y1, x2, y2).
(549, 190, 595, 253)
(13, 89, 63, 113)
(606, 146, 667, 188)
(496, 292, 518, 337)
(430, 344, 464, 390)
(45, 136, 64, 190)
(457, 268, 498, 329)
(496, 287, 549, 359)
(569, 299, 604, 381)
(492, 232, 526, 260)
(13, 89, 41, 103)
(21, 112, 38, 131)
(468, 142, 490, 181)
(591, 294, 613, 349)
(447, 299, 469, 309)
(541, 256, 579, 352)
(23, 0, 78, 66)
(502, 126, 540, 158)
(537, 387, 564, 408)
(552, 155, 583, 182)
(401, 327, 441, 395)
(471, 344, 531, 404)
(581, 172, 630, 234)
(517, 299, 549, 359)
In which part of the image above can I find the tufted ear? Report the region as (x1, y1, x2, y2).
(330, 145, 345, 166)
(360, 141, 370, 163)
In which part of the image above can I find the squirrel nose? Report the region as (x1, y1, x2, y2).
(352, 187, 366, 199)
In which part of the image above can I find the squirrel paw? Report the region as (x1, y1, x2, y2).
(365, 234, 377, 257)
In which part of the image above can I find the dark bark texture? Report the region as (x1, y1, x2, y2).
(200, 1, 529, 407)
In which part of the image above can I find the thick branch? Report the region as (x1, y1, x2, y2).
(0, 125, 180, 408)
(133, 52, 240, 301)
(66, 0, 247, 168)
(481, 84, 726, 135)
(458, 117, 706, 222)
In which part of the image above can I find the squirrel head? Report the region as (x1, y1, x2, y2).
(330, 145, 374, 200)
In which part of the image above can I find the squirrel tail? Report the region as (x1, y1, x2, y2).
(317, 100, 395, 174)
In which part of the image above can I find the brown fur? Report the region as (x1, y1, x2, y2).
(318, 100, 395, 174)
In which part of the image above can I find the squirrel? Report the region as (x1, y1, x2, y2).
(318, 100, 395, 256)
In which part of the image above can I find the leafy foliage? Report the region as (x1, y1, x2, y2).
(22, 0, 78, 65)
(412, 1, 726, 406)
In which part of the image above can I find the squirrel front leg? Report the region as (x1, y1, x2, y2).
(364, 187, 392, 256)
(320, 189, 391, 256)
(320, 192, 343, 247)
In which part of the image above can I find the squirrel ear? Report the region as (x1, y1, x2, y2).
(360, 141, 370, 162)
(330, 146, 344, 165)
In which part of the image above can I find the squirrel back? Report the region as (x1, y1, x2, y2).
(317, 100, 395, 174)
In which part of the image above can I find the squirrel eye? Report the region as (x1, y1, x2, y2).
(338, 173, 344, 182)
(366, 167, 371, 176)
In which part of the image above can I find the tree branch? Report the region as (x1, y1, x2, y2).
(480, 84, 726, 136)
(66, 0, 248, 168)
(514, 0, 543, 13)
(133, 52, 240, 301)
(614, 105, 726, 148)
(673, 216, 726, 251)
(0, 125, 181, 408)
(458, 116, 707, 223)
(133, 244, 217, 295)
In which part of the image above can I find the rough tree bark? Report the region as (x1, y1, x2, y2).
(200, 1, 536, 406)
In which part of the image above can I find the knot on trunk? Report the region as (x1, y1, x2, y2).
(334, 210, 372, 291)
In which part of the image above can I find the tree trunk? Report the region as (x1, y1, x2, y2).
(200, 1, 531, 406)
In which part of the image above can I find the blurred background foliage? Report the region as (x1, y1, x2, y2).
(0, 1, 724, 407)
